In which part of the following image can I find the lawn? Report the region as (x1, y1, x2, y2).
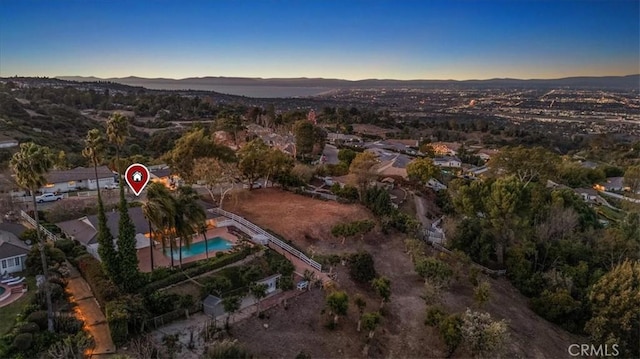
(0, 276, 36, 335)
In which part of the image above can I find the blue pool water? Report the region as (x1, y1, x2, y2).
(164, 237, 234, 260)
(0, 286, 5, 296)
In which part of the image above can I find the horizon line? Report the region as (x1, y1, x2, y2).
(3, 73, 638, 83)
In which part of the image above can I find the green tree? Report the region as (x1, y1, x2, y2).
(354, 294, 367, 332)
(407, 157, 439, 184)
(623, 165, 640, 194)
(83, 129, 119, 279)
(439, 314, 463, 357)
(371, 276, 391, 309)
(473, 281, 491, 308)
(348, 251, 377, 283)
(338, 149, 357, 166)
(349, 152, 379, 199)
(265, 149, 294, 187)
(193, 157, 240, 206)
(293, 120, 315, 159)
(326, 291, 349, 325)
(222, 295, 242, 329)
(10, 142, 55, 332)
(415, 257, 453, 287)
(237, 139, 270, 189)
(585, 260, 640, 358)
(107, 114, 140, 291)
(174, 186, 206, 267)
(142, 182, 176, 270)
(361, 312, 382, 339)
(250, 283, 268, 315)
(460, 309, 509, 358)
(489, 146, 559, 187)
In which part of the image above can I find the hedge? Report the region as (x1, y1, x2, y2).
(106, 301, 129, 347)
(76, 254, 120, 309)
(142, 247, 257, 293)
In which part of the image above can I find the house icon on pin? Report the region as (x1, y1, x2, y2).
(132, 171, 143, 182)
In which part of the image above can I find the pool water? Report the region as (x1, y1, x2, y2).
(0, 286, 5, 296)
(164, 237, 233, 260)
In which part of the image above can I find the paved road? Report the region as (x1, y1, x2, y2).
(598, 190, 640, 204)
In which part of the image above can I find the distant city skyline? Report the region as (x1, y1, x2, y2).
(1, 0, 638, 81)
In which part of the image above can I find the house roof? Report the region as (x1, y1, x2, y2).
(150, 168, 172, 178)
(604, 177, 625, 189)
(0, 223, 28, 238)
(0, 230, 29, 259)
(433, 156, 461, 163)
(46, 166, 114, 184)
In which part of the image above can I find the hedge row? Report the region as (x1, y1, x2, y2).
(76, 254, 121, 309)
(142, 247, 257, 293)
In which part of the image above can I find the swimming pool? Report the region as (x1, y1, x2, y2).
(0, 286, 5, 296)
(164, 237, 233, 260)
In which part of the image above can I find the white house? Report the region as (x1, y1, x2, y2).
(433, 156, 462, 168)
(40, 166, 116, 193)
(0, 230, 29, 275)
(426, 178, 447, 191)
(256, 274, 282, 294)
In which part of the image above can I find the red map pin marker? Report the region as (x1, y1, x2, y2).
(124, 163, 150, 196)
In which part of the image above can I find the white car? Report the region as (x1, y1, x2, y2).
(36, 193, 63, 203)
(104, 183, 118, 190)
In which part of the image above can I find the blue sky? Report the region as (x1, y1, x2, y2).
(1, 0, 638, 80)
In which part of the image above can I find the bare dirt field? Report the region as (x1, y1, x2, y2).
(227, 189, 585, 358)
(352, 124, 400, 138)
(226, 188, 374, 249)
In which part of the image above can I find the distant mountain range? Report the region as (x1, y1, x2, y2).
(57, 74, 640, 91)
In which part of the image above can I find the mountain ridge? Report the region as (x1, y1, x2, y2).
(55, 74, 640, 91)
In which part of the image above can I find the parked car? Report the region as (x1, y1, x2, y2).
(104, 183, 118, 190)
(35, 193, 64, 203)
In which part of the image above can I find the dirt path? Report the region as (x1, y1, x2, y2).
(65, 265, 116, 357)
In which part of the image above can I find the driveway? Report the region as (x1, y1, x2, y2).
(65, 265, 116, 356)
(322, 144, 340, 165)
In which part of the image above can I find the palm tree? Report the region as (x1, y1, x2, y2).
(106, 113, 129, 185)
(83, 129, 119, 280)
(10, 142, 55, 332)
(173, 186, 206, 267)
(199, 223, 209, 259)
(143, 182, 176, 269)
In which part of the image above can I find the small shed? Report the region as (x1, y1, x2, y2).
(203, 295, 224, 318)
(257, 274, 282, 294)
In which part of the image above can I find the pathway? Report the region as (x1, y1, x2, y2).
(413, 192, 431, 228)
(65, 265, 116, 357)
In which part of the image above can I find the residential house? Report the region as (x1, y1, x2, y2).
(0, 134, 18, 149)
(0, 229, 29, 274)
(594, 177, 629, 192)
(433, 156, 462, 168)
(575, 188, 598, 203)
(56, 202, 217, 262)
(256, 274, 282, 294)
(430, 142, 461, 156)
(41, 166, 116, 193)
(327, 133, 363, 145)
(149, 165, 180, 189)
(475, 149, 499, 162)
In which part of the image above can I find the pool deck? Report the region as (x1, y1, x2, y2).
(137, 227, 239, 273)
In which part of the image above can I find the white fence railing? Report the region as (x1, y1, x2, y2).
(20, 210, 61, 242)
(212, 208, 322, 271)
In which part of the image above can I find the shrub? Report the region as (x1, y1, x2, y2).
(53, 315, 83, 334)
(12, 333, 33, 352)
(27, 311, 48, 331)
(106, 301, 129, 347)
(76, 255, 120, 308)
(425, 306, 447, 327)
(53, 239, 75, 256)
(17, 322, 40, 334)
(348, 251, 377, 283)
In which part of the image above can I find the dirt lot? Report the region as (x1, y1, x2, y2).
(227, 189, 585, 358)
(226, 188, 374, 249)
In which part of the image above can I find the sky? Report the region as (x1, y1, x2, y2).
(0, 0, 638, 80)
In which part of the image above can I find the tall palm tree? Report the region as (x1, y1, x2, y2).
(199, 223, 209, 259)
(144, 182, 177, 269)
(10, 142, 55, 332)
(173, 186, 206, 267)
(106, 113, 129, 186)
(82, 129, 119, 280)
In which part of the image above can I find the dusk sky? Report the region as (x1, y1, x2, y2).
(1, 0, 638, 80)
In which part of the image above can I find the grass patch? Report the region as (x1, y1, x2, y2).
(0, 276, 36, 335)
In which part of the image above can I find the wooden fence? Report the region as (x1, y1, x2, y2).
(20, 210, 61, 242)
(211, 208, 322, 272)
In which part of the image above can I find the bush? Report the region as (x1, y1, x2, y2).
(76, 255, 120, 308)
(425, 306, 447, 327)
(17, 322, 40, 334)
(106, 301, 129, 347)
(348, 251, 377, 283)
(143, 247, 255, 293)
(54, 239, 75, 256)
(53, 315, 83, 334)
(27, 311, 48, 331)
(12, 333, 33, 352)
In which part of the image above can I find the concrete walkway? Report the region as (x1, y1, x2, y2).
(65, 265, 116, 357)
